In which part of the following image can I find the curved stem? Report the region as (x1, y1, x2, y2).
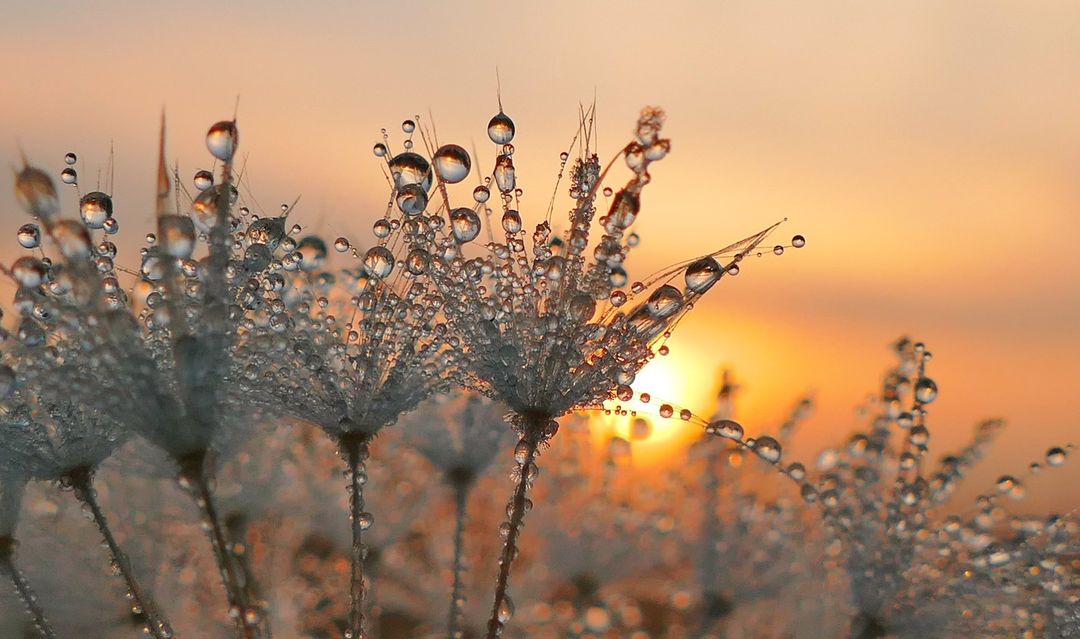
(447, 477, 471, 639)
(69, 469, 174, 639)
(179, 453, 262, 639)
(0, 538, 56, 639)
(484, 434, 539, 639)
(340, 434, 371, 639)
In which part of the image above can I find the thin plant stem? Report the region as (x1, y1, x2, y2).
(225, 513, 273, 639)
(446, 471, 472, 639)
(484, 433, 539, 639)
(340, 433, 371, 639)
(0, 538, 56, 639)
(179, 452, 262, 639)
(68, 468, 174, 639)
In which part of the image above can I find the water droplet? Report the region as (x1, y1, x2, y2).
(334, 237, 350, 253)
(914, 378, 938, 404)
(707, 419, 743, 440)
(433, 144, 471, 184)
(501, 210, 522, 234)
(1046, 447, 1068, 467)
(64, 152, 77, 165)
(494, 154, 515, 193)
(247, 217, 286, 249)
(659, 404, 674, 418)
(60, 167, 77, 185)
(753, 436, 783, 463)
(773, 245, 784, 256)
(373, 143, 388, 158)
(451, 208, 482, 243)
(396, 183, 428, 217)
(389, 152, 433, 192)
(792, 235, 806, 248)
(488, 112, 515, 144)
(79, 191, 113, 229)
(608, 266, 628, 288)
(497, 596, 515, 623)
(473, 185, 490, 204)
(684, 257, 723, 294)
(206, 121, 238, 161)
(401, 119, 416, 134)
(405, 248, 429, 275)
(193, 170, 214, 191)
(17, 224, 41, 249)
(645, 285, 683, 318)
(363, 246, 394, 278)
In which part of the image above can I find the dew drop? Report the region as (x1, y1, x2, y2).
(488, 112, 516, 144)
(433, 145, 471, 184)
(60, 168, 77, 185)
(79, 191, 113, 229)
(792, 235, 806, 248)
(753, 436, 783, 463)
(64, 152, 77, 165)
(450, 208, 482, 243)
(193, 170, 214, 191)
(206, 121, 239, 161)
(363, 246, 394, 278)
(17, 224, 41, 249)
(389, 152, 433, 192)
(684, 256, 723, 294)
(1046, 447, 1068, 467)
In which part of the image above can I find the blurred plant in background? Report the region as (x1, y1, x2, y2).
(0, 104, 1074, 639)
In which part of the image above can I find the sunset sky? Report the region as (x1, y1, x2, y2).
(2, 2, 1077, 511)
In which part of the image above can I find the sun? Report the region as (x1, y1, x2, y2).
(592, 345, 718, 466)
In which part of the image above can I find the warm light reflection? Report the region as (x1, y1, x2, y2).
(592, 343, 716, 466)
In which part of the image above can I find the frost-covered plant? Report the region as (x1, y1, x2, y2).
(398, 393, 508, 637)
(802, 338, 1076, 638)
(11, 116, 294, 638)
(417, 104, 801, 636)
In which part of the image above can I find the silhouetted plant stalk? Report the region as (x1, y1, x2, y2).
(485, 429, 541, 639)
(67, 467, 173, 639)
(446, 467, 474, 638)
(0, 537, 55, 639)
(339, 433, 372, 639)
(178, 451, 264, 639)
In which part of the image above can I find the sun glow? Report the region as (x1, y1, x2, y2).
(592, 343, 718, 466)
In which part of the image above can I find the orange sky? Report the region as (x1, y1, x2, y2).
(1, 2, 1077, 511)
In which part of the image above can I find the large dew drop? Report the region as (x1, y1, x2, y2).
(389, 152, 433, 192)
(684, 256, 723, 294)
(645, 285, 684, 319)
(79, 191, 114, 229)
(450, 208, 482, 243)
(17, 224, 41, 249)
(488, 112, 515, 144)
(363, 246, 395, 278)
(206, 121, 239, 161)
(432, 145, 471, 184)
